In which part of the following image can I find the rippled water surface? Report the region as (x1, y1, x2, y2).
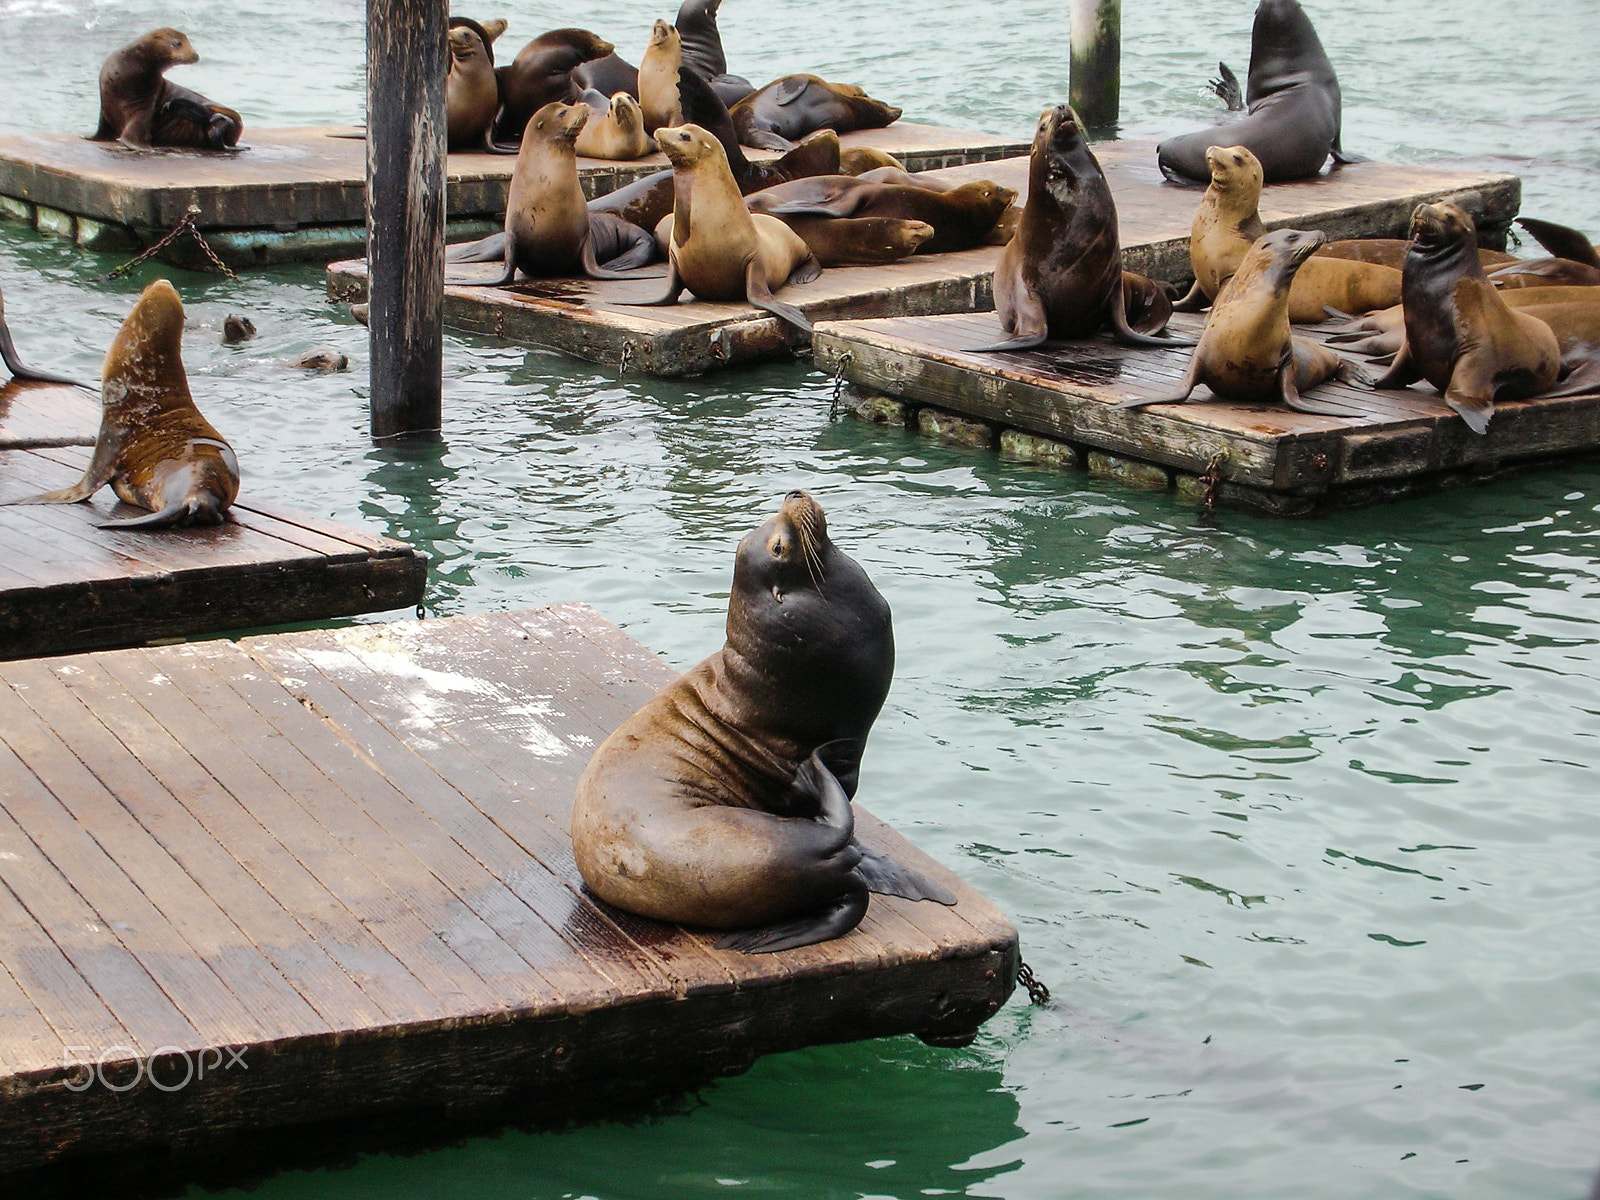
(2, 2, 1598, 1198)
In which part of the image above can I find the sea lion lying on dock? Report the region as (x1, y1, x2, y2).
(730, 75, 901, 152)
(572, 490, 954, 954)
(574, 89, 654, 160)
(9, 280, 239, 529)
(91, 28, 243, 150)
(745, 176, 1016, 255)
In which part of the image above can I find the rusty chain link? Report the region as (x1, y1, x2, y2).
(1016, 961, 1051, 1006)
(827, 350, 854, 420)
(618, 341, 634, 376)
(103, 204, 239, 282)
(1197, 448, 1229, 521)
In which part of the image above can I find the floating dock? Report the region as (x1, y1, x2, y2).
(0, 387, 427, 658)
(0, 604, 1017, 1181)
(324, 142, 1518, 377)
(0, 123, 1027, 268)
(812, 311, 1600, 516)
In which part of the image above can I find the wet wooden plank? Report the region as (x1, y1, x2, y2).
(0, 444, 426, 659)
(0, 382, 98, 450)
(325, 144, 1518, 376)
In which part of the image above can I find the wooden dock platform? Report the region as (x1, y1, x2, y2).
(324, 142, 1518, 377)
(0, 391, 427, 657)
(813, 311, 1600, 516)
(0, 122, 1027, 268)
(0, 605, 1016, 1179)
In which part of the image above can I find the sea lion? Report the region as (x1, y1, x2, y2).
(221, 314, 256, 344)
(574, 89, 653, 160)
(1317, 239, 1517, 272)
(674, 0, 753, 103)
(1120, 229, 1367, 414)
(638, 20, 684, 134)
(1512, 300, 1600, 398)
(1325, 286, 1600, 359)
(840, 148, 906, 176)
(1, 284, 87, 387)
(8, 280, 239, 529)
(746, 176, 1016, 255)
(1157, 0, 1351, 185)
(756, 215, 934, 267)
(590, 68, 841, 236)
(1489, 258, 1600, 289)
(1514, 217, 1600, 269)
(730, 75, 901, 152)
(90, 28, 243, 150)
(450, 101, 660, 283)
(492, 28, 614, 146)
(291, 350, 349, 372)
(571, 490, 954, 954)
(446, 18, 502, 152)
(1373, 202, 1561, 435)
(631, 124, 820, 334)
(967, 106, 1186, 352)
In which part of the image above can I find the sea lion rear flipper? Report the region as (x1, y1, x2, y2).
(1515, 218, 1600, 269)
(580, 230, 664, 281)
(1171, 278, 1209, 313)
(713, 889, 869, 954)
(771, 77, 810, 107)
(853, 842, 956, 905)
(1372, 341, 1421, 390)
(98, 499, 205, 530)
(743, 129, 798, 153)
(1106, 285, 1196, 348)
(746, 257, 813, 334)
(1209, 62, 1243, 111)
(445, 232, 508, 264)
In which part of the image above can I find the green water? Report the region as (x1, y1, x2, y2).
(2, 1, 1598, 1197)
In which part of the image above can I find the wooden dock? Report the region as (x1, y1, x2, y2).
(0, 384, 427, 657)
(0, 605, 1016, 1180)
(813, 311, 1600, 516)
(0, 123, 1026, 268)
(324, 142, 1518, 377)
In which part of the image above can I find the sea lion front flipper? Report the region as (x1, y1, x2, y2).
(445, 232, 507, 264)
(713, 889, 870, 954)
(1515, 218, 1600, 270)
(743, 128, 797, 153)
(621, 257, 687, 307)
(1170, 278, 1209, 312)
(853, 842, 956, 905)
(761, 193, 859, 219)
(8, 414, 124, 505)
(1372, 340, 1421, 390)
(745, 257, 813, 334)
(1328, 137, 1367, 167)
(1443, 355, 1498, 435)
(1209, 61, 1243, 111)
(1117, 350, 1201, 409)
(0, 286, 91, 387)
(771, 77, 810, 107)
(967, 257, 1048, 353)
(446, 230, 519, 287)
(785, 252, 822, 287)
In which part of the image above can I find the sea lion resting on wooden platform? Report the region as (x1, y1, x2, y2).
(633, 123, 820, 334)
(1325, 286, 1600, 358)
(90, 28, 243, 150)
(968, 105, 1185, 353)
(574, 89, 654, 160)
(1373, 202, 1560, 435)
(492, 28, 614, 147)
(730, 75, 901, 152)
(0, 284, 87, 387)
(446, 18, 504, 152)
(9, 279, 239, 529)
(1173, 145, 1401, 322)
(745, 176, 1016, 255)
(1121, 229, 1368, 415)
(570, 0, 755, 108)
(638, 20, 684, 134)
(572, 490, 955, 954)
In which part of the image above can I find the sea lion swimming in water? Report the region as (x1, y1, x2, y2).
(90, 28, 243, 150)
(8, 280, 239, 529)
(1157, 0, 1352, 185)
(571, 490, 955, 954)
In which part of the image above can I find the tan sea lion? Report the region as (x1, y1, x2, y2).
(1, 284, 86, 387)
(757, 215, 934, 267)
(571, 490, 954, 954)
(1121, 229, 1367, 415)
(9, 280, 239, 529)
(746, 176, 1015, 255)
(492, 28, 614, 146)
(839, 147, 905, 176)
(1514, 300, 1600, 398)
(1374, 202, 1561, 435)
(637, 19, 684, 134)
(446, 18, 502, 152)
(631, 123, 821, 334)
(1316, 238, 1517, 272)
(574, 89, 653, 160)
(730, 75, 901, 152)
(1325, 286, 1600, 358)
(90, 28, 243, 150)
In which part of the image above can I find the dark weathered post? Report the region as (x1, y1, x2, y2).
(1070, 0, 1121, 134)
(366, 0, 447, 441)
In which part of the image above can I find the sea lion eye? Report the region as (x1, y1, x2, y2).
(770, 537, 787, 557)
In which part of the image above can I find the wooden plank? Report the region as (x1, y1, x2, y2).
(0, 381, 98, 450)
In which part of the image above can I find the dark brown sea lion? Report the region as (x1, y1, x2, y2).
(840, 148, 906, 176)
(9, 280, 239, 529)
(1373, 202, 1561, 435)
(1121, 229, 1367, 414)
(290, 349, 349, 372)
(1514, 218, 1600, 269)
(675, 0, 754, 105)
(589, 67, 840, 234)
(1514, 300, 1600, 398)
(492, 28, 614, 146)
(1316, 239, 1517, 272)
(90, 28, 243, 150)
(449, 101, 659, 283)
(1, 284, 87, 387)
(745, 176, 1015, 255)
(730, 75, 901, 152)
(574, 89, 653, 160)
(967, 105, 1186, 352)
(1489, 258, 1600, 289)
(571, 490, 954, 954)
(446, 18, 502, 152)
(1157, 0, 1351, 185)
(221, 313, 256, 344)
(631, 124, 820, 333)
(768, 216, 935, 267)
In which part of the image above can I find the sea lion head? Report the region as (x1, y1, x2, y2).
(648, 19, 679, 52)
(133, 28, 200, 68)
(949, 180, 1019, 227)
(882, 219, 935, 257)
(1205, 144, 1263, 197)
(609, 91, 644, 133)
(105, 279, 188, 396)
(1031, 105, 1100, 190)
(655, 122, 722, 168)
(1255, 227, 1327, 288)
(532, 28, 614, 62)
(1409, 201, 1476, 253)
(525, 100, 589, 144)
(447, 20, 492, 66)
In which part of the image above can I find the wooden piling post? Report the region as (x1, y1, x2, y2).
(1070, 0, 1121, 134)
(365, 0, 447, 441)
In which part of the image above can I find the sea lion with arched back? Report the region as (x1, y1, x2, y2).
(90, 28, 243, 150)
(492, 28, 614, 146)
(1121, 229, 1368, 415)
(1157, 0, 1351, 185)
(446, 18, 502, 152)
(8, 280, 239, 529)
(571, 490, 954, 954)
(967, 105, 1186, 352)
(730, 75, 901, 152)
(631, 123, 820, 334)
(1, 284, 87, 388)
(1373, 202, 1561, 435)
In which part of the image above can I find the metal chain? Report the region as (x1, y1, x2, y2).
(827, 350, 854, 420)
(1016, 961, 1051, 1006)
(102, 204, 239, 282)
(618, 341, 634, 376)
(1197, 448, 1229, 521)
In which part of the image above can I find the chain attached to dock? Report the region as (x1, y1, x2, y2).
(1017, 961, 1051, 1006)
(103, 204, 239, 282)
(1197, 448, 1229, 522)
(618, 341, 634, 377)
(828, 351, 854, 420)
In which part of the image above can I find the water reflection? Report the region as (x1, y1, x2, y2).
(361, 437, 461, 608)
